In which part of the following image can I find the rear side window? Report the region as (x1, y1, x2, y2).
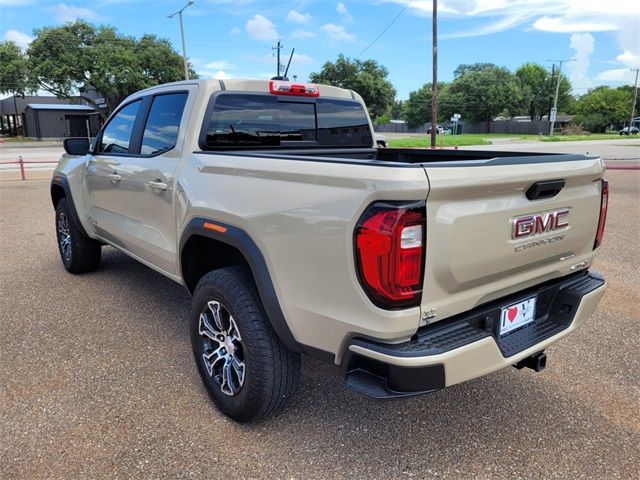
(100, 100, 141, 153)
(317, 99, 371, 147)
(141, 93, 188, 155)
(202, 94, 371, 149)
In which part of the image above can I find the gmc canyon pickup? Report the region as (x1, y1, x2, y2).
(52, 79, 608, 422)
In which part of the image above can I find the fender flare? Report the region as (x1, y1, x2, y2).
(179, 218, 308, 355)
(51, 175, 90, 238)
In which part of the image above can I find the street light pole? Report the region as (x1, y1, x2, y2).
(431, 0, 438, 149)
(626, 68, 639, 134)
(168, 1, 194, 81)
(548, 58, 573, 136)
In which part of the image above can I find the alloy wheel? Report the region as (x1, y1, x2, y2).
(58, 212, 72, 261)
(199, 300, 246, 396)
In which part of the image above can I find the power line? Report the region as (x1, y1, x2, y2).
(356, 0, 415, 58)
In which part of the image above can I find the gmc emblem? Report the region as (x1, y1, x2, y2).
(512, 208, 570, 240)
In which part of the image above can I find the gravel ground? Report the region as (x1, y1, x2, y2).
(1, 172, 638, 479)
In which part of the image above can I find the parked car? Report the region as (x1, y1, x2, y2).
(619, 126, 639, 135)
(427, 125, 445, 135)
(52, 79, 608, 422)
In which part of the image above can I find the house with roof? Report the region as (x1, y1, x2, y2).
(0, 95, 101, 139)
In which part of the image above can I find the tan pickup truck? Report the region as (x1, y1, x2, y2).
(51, 79, 608, 422)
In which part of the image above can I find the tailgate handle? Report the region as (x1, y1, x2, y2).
(526, 179, 565, 200)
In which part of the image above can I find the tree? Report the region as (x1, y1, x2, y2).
(0, 41, 36, 95)
(309, 54, 396, 120)
(390, 100, 405, 120)
(453, 63, 497, 78)
(574, 86, 632, 132)
(27, 21, 196, 113)
(516, 63, 571, 120)
(446, 65, 522, 130)
(403, 82, 449, 129)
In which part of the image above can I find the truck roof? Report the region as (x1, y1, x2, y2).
(136, 79, 358, 101)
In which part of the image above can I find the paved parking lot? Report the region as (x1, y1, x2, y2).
(1, 171, 638, 478)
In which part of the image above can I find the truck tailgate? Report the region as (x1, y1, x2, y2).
(420, 155, 605, 325)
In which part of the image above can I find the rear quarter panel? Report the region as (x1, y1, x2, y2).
(177, 153, 430, 361)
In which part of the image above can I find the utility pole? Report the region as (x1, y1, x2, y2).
(431, 0, 438, 148)
(626, 68, 639, 134)
(273, 40, 283, 78)
(168, 1, 194, 81)
(548, 58, 574, 136)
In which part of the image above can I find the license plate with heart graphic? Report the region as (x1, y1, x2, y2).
(499, 296, 536, 336)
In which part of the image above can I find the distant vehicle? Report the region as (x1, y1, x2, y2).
(619, 126, 639, 135)
(427, 125, 445, 135)
(375, 133, 387, 147)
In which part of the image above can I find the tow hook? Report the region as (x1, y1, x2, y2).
(514, 351, 547, 372)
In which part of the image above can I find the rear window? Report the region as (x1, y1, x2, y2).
(201, 94, 371, 149)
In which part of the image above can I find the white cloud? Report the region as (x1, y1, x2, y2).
(290, 53, 314, 66)
(336, 2, 353, 22)
(51, 3, 100, 23)
(595, 68, 630, 82)
(287, 10, 311, 24)
(245, 14, 279, 41)
(205, 60, 236, 70)
(212, 70, 230, 80)
(321, 23, 355, 42)
(533, 17, 616, 33)
(616, 50, 640, 67)
(567, 33, 595, 91)
(230, 27, 241, 35)
(3, 29, 34, 51)
(595, 50, 640, 83)
(290, 29, 316, 40)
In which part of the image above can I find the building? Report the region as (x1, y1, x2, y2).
(0, 95, 101, 139)
(24, 104, 101, 139)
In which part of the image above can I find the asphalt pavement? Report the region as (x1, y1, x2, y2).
(1, 170, 639, 478)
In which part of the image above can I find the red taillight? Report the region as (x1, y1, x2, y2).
(355, 202, 426, 309)
(269, 80, 320, 97)
(594, 179, 608, 249)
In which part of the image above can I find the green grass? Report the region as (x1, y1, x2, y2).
(387, 134, 536, 148)
(387, 131, 638, 147)
(540, 133, 634, 142)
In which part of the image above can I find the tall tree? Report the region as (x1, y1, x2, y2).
(0, 41, 36, 95)
(446, 65, 522, 129)
(27, 21, 196, 113)
(574, 86, 632, 132)
(453, 63, 497, 78)
(309, 54, 396, 120)
(516, 63, 571, 120)
(403, 82, 449, 129)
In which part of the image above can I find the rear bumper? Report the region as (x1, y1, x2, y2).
(344, 271, 606, 398)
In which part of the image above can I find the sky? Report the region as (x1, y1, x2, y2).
(1, 0, 639, 99)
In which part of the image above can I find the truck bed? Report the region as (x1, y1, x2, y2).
(203, 147, 593, 166)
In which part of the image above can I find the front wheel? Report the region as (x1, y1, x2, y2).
(55, 198, 101, 273)
(190, 267, 300, 422)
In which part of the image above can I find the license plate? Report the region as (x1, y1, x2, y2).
(499, 296, 536, 336)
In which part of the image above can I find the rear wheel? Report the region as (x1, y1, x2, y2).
(55, 198, 101, 273)
(190, 267, 300, 423)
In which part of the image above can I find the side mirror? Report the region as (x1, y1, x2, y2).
(63, 137, 90, 156)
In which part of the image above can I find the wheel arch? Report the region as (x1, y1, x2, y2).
(179, 218, 301, 353)
(51, 175, 89, 238)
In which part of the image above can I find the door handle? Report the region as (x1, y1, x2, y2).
(108, 173, 122, 183)
(149, 180, 168, 191)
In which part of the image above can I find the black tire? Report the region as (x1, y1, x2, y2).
(55, 198, 101, 274)
(190, 267, 300, 423)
